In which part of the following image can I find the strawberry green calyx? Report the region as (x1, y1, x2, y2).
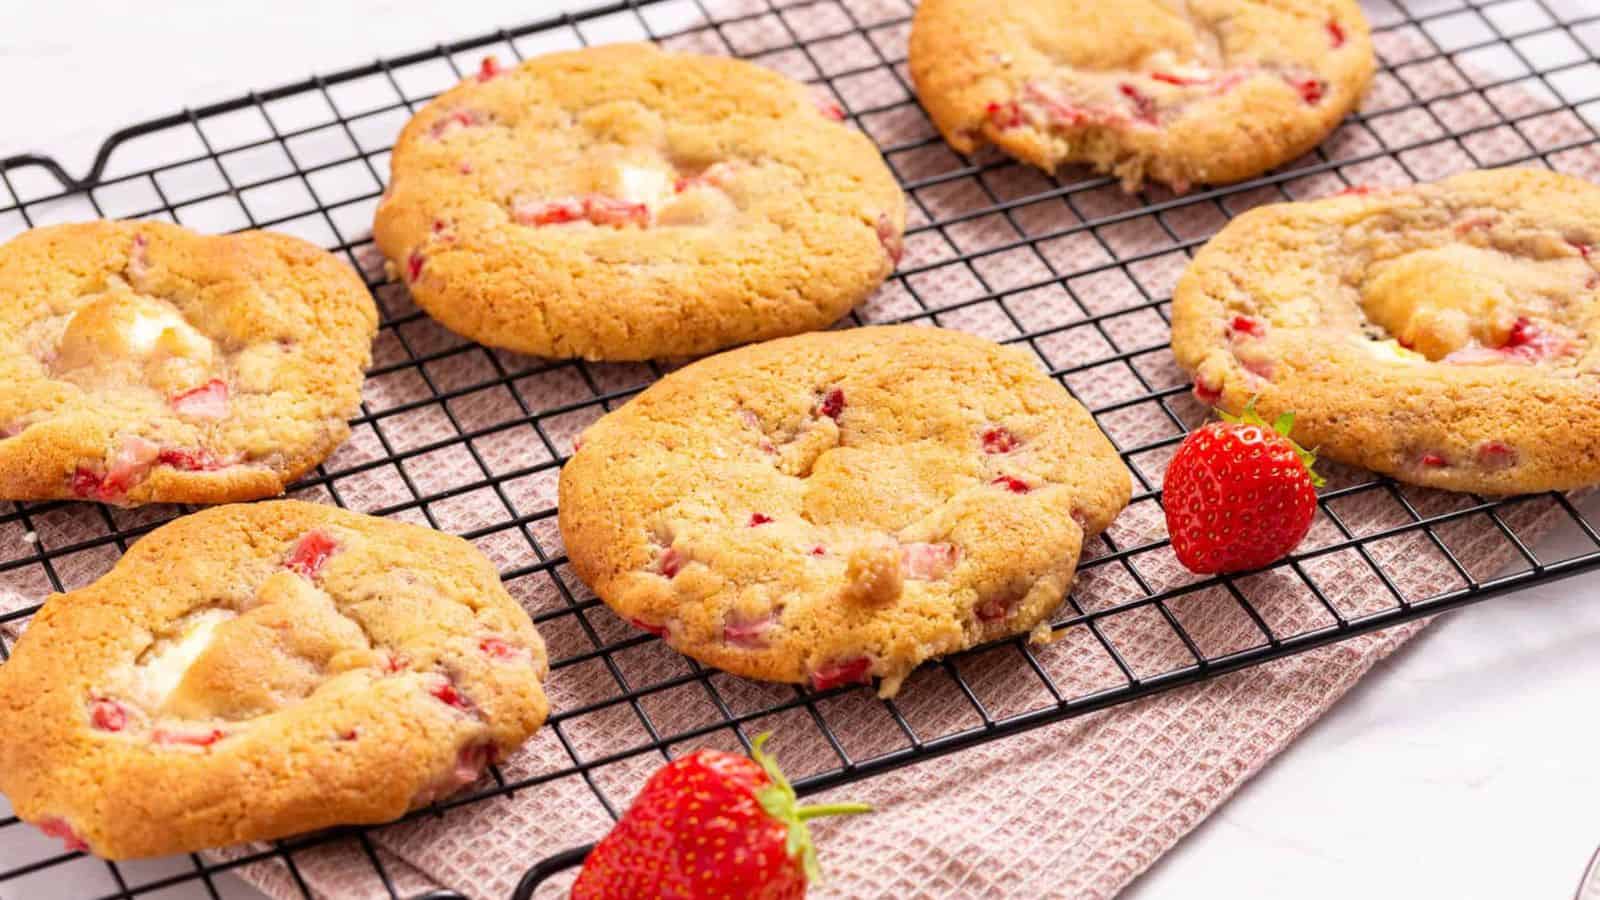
(1216, 400, 1325, 487)
(750, 733, 872, 884)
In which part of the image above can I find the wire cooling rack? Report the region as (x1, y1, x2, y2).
(4, 0, 1600, 897)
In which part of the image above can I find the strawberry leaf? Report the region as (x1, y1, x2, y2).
(750, 733, 870, 884)
(1273, 411, 1295, 436)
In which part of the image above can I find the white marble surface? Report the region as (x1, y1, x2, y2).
(3, 2, 1599, 898)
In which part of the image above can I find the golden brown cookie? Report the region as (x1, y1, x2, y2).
(373, 43, 906, 362)
(558, 326, 1130, 696)
(1172, 168, 1600, 494)
(0, 221, 377, 507)
(909, 0, 1375, 191)
(0, 501, 549, 859)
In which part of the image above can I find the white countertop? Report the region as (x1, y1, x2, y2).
(3, 2, 1598, 898)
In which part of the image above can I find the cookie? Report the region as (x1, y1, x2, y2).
(0, 221, 377, 507)
(373, 43, 906, 362)
(1172, 168, 1600, 495)
(908, 0, 1374, 191)
(558, 326, 1130, 696)
(0, 501, 549, 859)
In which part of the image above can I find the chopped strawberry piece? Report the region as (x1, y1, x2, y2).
(406, 250, 425, 282)
(1420, 453, 1449, 468)
(158, 447, 224, 472)
(809, 656, 873, 691)
(630, 617, 669, 638)
(1119, 83, 1158, 125)
(479, 636, 525, 660)
(429, 679, 472, 711)
(170, 379, 229, 420)
(1150, 72, 1201, 86)
(285, 529, 339, 580)
(1230, 315, 1265, 338)
(1328, 20, 1347, 47)
(809, 545, 827, 557)
(723, 613, 775, 648)
(814, 96, 846, 121)
(81, 436, 161, 502)
(991, 475, 1031, 494)
(89, 698, 127, 732)
(1287, 76, 1326, 104)
(1477, 441, 1517, 469)
(584, 195, 651, 227)
(153, 726, 225, 748)
(748, 512, 774, 527)
(428, 109, 484, 138)
(1507, 317, 1538, 347)
(458, 161, 474, 175)
(986, 100, 1024, 129)
(37, 817, 88, 853)
(339, 728, 360, 741)
(477, 56, 502, 82)
(1193, 377, 1223, 405)
(1337, 185, 1375, 197)
(876, 213, 904, 265)
(976, 591, 1021, 623)
(819, 388, 846, 421)
(383, 653, 409, 674)
(1571, 239, 1593, 258)
(982, 426, 1019, 454)
(658, 547, 684, 578)
(70, 468, 103, 499)
(514, 197, 585, 226)
(900, 542, 960, 580)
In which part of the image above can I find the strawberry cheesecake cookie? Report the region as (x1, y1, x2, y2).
(0, 221, 377, 507)
(373, 44, 906, 362)
(1173, 168, 1600, 495)
(0, 501, 549, 859)
(559, 326, 1130, 696)
(908, 0, 1374, 191)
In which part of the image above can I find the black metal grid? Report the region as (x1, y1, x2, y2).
(3, 0, 1600, 897)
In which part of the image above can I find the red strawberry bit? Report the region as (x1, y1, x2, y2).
(982, 426, 1019, 454)
(809, 656, 873, 691)
(428, 678, 473, 712)
(1193, 377, 1223, 405)
(77, 436, 161, 502)
(876, 213, 904, 265)
(285, 529, 339, 580)
(570, 735, 869, 899)
(89, 698, 127, 732)
(723, 612, 776, 648)
(630, 617, 670, 638)
(1230, 315, 1265, 338)
(153, 726, 226, 748)
(1328, 20, 1347, 48)
(814, 96, 846, 121)
(458, 161, 474, 175)
(339, 728, 360, 741)
(1477, 441, 1517, 470)
(514, 197, 586, 226)
(158, 447, 225, 472)
(477, 56, 503, 82)
(1420, 453, 1449, 468)
(658, 546, 684, 578)
(818, 388, 846, 421)
(70, 467, 104, 499)
(585, 195, 651, 227)
(1150, 72, 1202, 86)
(748, 512, 774, 527)
(413, 742, 497, 807)
(406, 250, 425, 282)
(170, 379, 230, 420)
(479, 636, 526, 660)
(428, 109, 484, 139)
(809, 544, 827, 557)
(1337, 185, 1375, 197)
(1119, 83, 1159, 125)
(383, 653, 409, 674)
(991, 475, 1031, 494)
(986, 100, 1024, 129)
(38, 817, 89, 853)
(900, 542, 959, 580)
(1446, 317, 1575, 364)
(976, 590, 1023, 623)
(1570, 239, 1593, 258)
(1288, 76, 1326, 105)
(1163, 405, 1321, 574)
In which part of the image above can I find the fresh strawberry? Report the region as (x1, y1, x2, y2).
(571, 734, 870, 899)
(1163, 403, 1323, 574)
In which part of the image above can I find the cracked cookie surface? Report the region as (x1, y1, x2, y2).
(373, 43, 906, 362)
(0, 221, 377, 507)
(0, 501, 549, 859)
(558, 326, 1130, 696)
(1172, 168, 1600, 494)
(909, 0, 1374, 191)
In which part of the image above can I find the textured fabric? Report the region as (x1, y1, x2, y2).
(5, 3, 1599, 898)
